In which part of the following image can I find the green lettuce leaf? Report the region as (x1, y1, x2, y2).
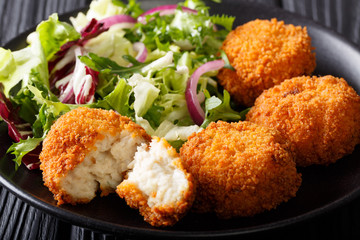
(102, 78, 133, 117)
(0, 32, 49, 97)
(111, 0, 144, 18)
(154, 119, 201, 142)
(70, 0, 143, 31)
(26, 85, 77, 136)
(133, 81, 160, 117)
(83, 27, 135, 67)
(80, 52, 147, 78)
(7, 137, 44, 170)
(36, 13, 80, 61)
(201, 90, 249, 128)
(210, 14, 235, 31)
(0, 49, 15, 79)
(87, 0, 127, 20)
(28, 85, 73, 117)
(95, 70, 119, 98)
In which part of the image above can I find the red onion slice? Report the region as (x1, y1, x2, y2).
(185, 59, 225, 125)
(133, 42, 147, 63)
(137, 5, 197, 24)
(99, 14, 136, 29)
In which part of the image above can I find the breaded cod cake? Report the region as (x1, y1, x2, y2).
(179, 121, 301, 218)
(217, 18, 316, 107)
(39, 107, 151, 205)
(116, 137, 195, 227)
(246, 75, 360, 167)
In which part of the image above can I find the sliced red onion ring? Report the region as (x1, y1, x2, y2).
(133, 42, 148, 63)
(137, 4, 197, 24)
(185, 59, 225, 126)
(99, 14, 136, 29)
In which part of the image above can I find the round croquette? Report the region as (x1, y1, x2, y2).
(217, 18, 316, 107)
(179, 121, 301, 218)
(40, 107, 151, 205)
(116, 137, 195, 227)
(246, 75, 360, 167)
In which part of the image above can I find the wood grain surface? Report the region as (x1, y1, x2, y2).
(0, 0, 360, 239)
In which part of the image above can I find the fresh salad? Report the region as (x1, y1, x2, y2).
(0, 0, 247, 170)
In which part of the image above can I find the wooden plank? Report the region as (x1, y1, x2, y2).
(282, 0, 360, 46)
(0, 0, 89, 46)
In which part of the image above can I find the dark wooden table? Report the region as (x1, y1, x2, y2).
(1, 0, 360, 239)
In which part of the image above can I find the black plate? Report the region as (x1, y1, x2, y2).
(1, 0, 360, 238)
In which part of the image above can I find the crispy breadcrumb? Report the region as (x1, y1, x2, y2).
(40, 107, 151, 205)
(246, 75, 360, 167)
(116, 137, 195, 227)
(179, 121, 301, 218)
(218, 18, 316, 107)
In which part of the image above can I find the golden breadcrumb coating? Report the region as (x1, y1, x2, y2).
(179, 121, 301, 218)
(246, 75, 360, 167)
(40, 107, 151, 205)
(217, 18, 316, 107)
(116, 137, 195, 227)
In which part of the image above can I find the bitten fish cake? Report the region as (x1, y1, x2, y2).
(116, 137, 195, 227)
(180, 121, 301, 218)
(39, 107, 151, 205)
